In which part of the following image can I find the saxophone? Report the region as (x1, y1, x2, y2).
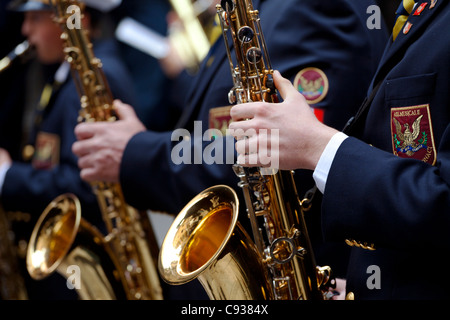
(158, 0, 334, 300)
(26, 0, 163, 300)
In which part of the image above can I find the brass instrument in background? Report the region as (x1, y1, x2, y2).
(0, 203, 28, 300)
(26, 0, 163, 300)
(159, 0, 334, 300)
(27, 194, 127, 299)
(0, 40, 32, 74)
(168, 0, 215, 73)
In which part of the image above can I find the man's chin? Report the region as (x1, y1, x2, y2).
(38, 55, 63, 65)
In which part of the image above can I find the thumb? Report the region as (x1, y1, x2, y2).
(113, 100, 138, 121)
(273, 70, 299, 101)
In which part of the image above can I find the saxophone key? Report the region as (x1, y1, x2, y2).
(238, 26, 254, 43)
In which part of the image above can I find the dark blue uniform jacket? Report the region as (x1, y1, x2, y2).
(323, 1, 450, 299)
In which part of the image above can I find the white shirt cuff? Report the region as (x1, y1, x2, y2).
(313, 132, 348, 194)
(0, 162, 11, 195)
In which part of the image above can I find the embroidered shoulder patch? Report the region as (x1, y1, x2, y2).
(209, 105, 233, 137)
(391, 104, 436, 165)
(293, 67, 329, 105)
(32, 132, 60, 170)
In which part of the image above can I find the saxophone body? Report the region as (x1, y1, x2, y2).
(159, 0, 334, 300)
(26, 0, 163, 300)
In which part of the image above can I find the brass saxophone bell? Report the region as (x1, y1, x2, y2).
(158, 185, 273, 300)
(26, 193, 127, 300)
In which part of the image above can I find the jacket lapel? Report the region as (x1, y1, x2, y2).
(175, 0, 263, 129)
(175, 33, 230, 128)
(371, 0, 444, 88)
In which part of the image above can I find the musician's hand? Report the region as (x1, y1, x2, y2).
(330, 278, 347, 300)
(0, 148, 12, 168)
(72, 100, 146, 183)
(229, 70, 338, 171)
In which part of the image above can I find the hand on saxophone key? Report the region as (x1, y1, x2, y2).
(228, 70, 338, 171)
(72, 100, 146, 183)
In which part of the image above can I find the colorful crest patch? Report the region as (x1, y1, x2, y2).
(391, 104, 436, 165)
(413, 2, 427, 15)
(209, 105, 233, 138)
(293, 67, 329, 105)
(403, 21, 413, 35)
(32, 132, 60, 170)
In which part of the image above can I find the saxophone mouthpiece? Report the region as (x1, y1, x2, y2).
(0, 40, 34, 73)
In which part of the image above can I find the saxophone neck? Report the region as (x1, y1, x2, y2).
(216, 0, 277, 104)
(50, 0, 115, 122)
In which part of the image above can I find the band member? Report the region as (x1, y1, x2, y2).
(0, 0, 135, 299)
(229, 0, 450, 299)
(72, 0, 388, 298)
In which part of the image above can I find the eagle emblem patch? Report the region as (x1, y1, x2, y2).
(391, 104, 436, 165)
(32, 132, 60, 170)
(293, 67, 329, 105)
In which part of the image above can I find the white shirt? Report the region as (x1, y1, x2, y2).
(0, 162, 10, 195)
(312, 132, 348, 194)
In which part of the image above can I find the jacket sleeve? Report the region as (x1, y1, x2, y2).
(322, 132, 450, 250)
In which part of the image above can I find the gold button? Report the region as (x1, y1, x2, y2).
(346, 292, 355, 300)
(22, 145, 35, 161)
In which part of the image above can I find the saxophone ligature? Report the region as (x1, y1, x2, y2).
(159, 0, 335, 300)
(26, 0, 163, 300)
